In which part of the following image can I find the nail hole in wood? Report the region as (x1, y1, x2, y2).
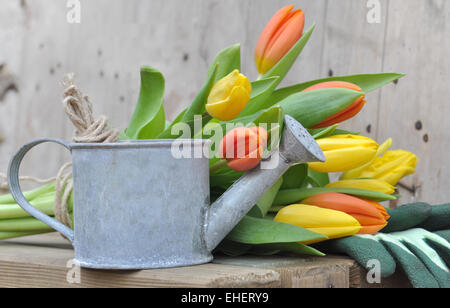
(393, 79, 399, 85)
(328, 69, 333, 77)
(366, 124, 372, 134)
(423, 134, 429, 143)
(183, 53, 189, 62)
(415, 121, 423, 131)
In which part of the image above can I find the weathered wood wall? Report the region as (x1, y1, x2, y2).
(0, 0, 449, 204)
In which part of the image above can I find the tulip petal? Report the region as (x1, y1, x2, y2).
(308, 135, 379, 173)
(274, 204, 361, 244)
(312, 99, 366, 129)
(302, 192, 389, 235)
(341, 138, 393, 180)
(302, 192, 384, 220)
(255, 5, 295, 73)
(206, 85, 251, 121)
(359, 150, 418, 186)
(358, 224, 388, 235)
(227, 157, 261, 172)
(326, 179, 396, 195)
(261, 10, 305, 74)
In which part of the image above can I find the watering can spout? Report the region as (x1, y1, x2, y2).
(204, 115, 325, 252)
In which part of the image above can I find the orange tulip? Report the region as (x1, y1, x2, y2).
(302, 81, 366, 128)
(219, 127, 268, 172)
(302, 192, 389, 235)
(255, 5, 305, 75)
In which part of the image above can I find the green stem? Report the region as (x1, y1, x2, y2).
(0, 217, 54, 232)
(0, 183, 55, 204)
(0, 230, 54, 241)
(0, 195, 55, 219)
(209, 159, 228, 174)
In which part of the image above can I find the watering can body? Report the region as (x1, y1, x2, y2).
(8, 115, 325, 269)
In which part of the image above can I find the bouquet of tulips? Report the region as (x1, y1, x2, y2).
(0, 5, 417, 255)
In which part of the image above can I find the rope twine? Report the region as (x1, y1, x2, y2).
(0, 74, 119, 229)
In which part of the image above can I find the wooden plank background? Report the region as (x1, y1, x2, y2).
(0, 0, 449, 204)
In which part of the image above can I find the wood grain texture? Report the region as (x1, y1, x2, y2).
(0, 234, 280, 288)
(376, 0, 450, 204)
(0, 0, 449, 203)
(0, 234, 411, 288)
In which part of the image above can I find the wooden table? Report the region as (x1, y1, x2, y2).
(0, 233, 411, 288)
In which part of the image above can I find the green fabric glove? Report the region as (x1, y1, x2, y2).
(313, 235, 397, 278)
(381, 202, 431, 233)
(419, 203, 450, 231)
(372, 229, 450, 288)
(315, 203, 450, 288)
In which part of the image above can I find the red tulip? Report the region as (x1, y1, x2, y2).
(219, 127, 268, 172)
(302, 81, 366, 129)
(302, 192, 389, 235)
(255, 5, 305, 75)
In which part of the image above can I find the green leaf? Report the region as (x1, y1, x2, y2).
(309, 125, 339, 139)
(126, 66, 166, 139)
(183, 64, 218, 121)
(214, 239, 252, 257)
(332, 129, 360, 136)
(157, 109, 187, 139)
(277, 88, 363, 128)
(307, 169, 330, 187)
(262, 24, 315, 88)
(281, 164, 308, 190)
(239, 77, 280, 116)
(268, 73, 405, 106)
(226, 215, 326, 245)
(274, 187, 397, 206)
(260, 242, 325, 257)
(210, 169, 244, 189)
(158, 65, 219, 139)
(248, 177, 284, 218)
(208, 44, 241, 82)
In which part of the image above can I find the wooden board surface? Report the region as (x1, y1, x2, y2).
(0, 233, 409, 288)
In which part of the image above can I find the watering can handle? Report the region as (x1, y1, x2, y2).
(8, 138, 74, 243)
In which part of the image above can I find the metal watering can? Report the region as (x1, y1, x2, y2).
(8, 115, 325, 269)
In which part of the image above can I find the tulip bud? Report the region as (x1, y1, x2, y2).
(302, 192, 390, 235)
(206, 70, 252, 121)
(308, 135, 379, 173)
(358, 150, 418, 186)
(274, 204, 361, 244)
(219, 126, 268, 172)
(302, 81, 366, 128)
(255, 5, 305, 75)
(326, 179, 396, 195)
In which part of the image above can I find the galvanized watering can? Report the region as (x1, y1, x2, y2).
(8, 115, 325, 269)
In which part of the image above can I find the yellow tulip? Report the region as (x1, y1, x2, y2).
(341, 138, 392, 180)
(325, 179, 396, 195)
(358, 150, 418, 186)
(308, 135, 379, 173)
(274, 204, 361, 245)
(206, 70, 252, 121)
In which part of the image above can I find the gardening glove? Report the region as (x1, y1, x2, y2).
(369, 229, 449, 288)
(314, 202, 450, 288)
